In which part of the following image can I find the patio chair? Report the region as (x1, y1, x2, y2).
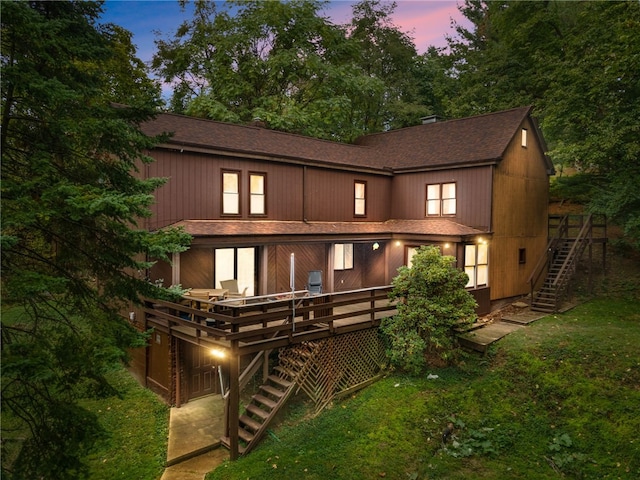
(306, 270, 323, 295)
(220, 279, 248, 301)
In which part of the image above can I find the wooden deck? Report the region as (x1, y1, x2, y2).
(144, 286, 397, 356)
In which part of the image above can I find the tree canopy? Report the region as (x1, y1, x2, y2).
(435, 0, 640, 246)
(152, 0, 427, 141)
(1, 1, 190, 477)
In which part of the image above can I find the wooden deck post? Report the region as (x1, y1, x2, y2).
(229, 331, 240, 460)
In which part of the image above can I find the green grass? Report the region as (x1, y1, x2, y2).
(207, 297, 640, 480)
(81, 368, 169, 480)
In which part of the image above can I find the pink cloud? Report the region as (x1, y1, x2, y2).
(325, 1, 469, 52)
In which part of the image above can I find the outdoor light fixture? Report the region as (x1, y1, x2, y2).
(372, 242, 379, 250)
(444, 243, 450, 249)
(210, 348, 226, 359)
(395, 241, 401, 247)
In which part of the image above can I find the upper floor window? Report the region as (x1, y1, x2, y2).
(222, 171, 240, 215)
(334, 243, 354, 270)
(426, 182, 456, 216)
(250, 173, 266, 215)
(354, 181, 366, 216)
(465, 242, 488, 288)
(521, 128, 528, 147)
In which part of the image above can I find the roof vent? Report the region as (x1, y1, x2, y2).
(421, 114, 443, 124)
(250, 117, 266, 128)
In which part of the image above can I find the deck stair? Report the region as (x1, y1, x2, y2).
(221, 341, 318, 456)
(530, 214, 594, 313)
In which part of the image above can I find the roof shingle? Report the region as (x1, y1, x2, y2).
(169, 219, 486, 238)
(141, 106, 533, 172)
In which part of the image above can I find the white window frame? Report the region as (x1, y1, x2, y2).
(334, 243, 354, 270)
(222, 171, 240, 215)
(426, 182, 456, 217)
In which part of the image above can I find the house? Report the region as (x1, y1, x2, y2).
(130, 106, 554, 407)
(141, 105, 552, 302)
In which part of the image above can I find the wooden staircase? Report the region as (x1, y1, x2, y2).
(221, 342, 317, 456)
(529, 214, 595, 313)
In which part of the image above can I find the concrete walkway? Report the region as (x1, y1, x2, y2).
(458, 303, 550, 353)
(161, 394, 229, 480)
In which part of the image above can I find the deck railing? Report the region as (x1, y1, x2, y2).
(143, 285, 396, 356)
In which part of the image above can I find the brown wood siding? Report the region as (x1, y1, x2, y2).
(180, 247, 214, 289)
(147, 330, 170, 391)
(149, 258, 173, 289)
(390, 166, 492, 229)
(273, 244, 327, 293)
(147, 149, 305, 229)
(304, 168, 391, 222)
(489, 118, 550, 300)
(363, 242, 387, 287)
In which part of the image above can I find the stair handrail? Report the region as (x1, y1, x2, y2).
(528, 215, 569, 303)
(552, 214, 593, 289)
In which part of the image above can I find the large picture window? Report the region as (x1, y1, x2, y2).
(426, 182, 456, 216)
(249, 173, 266, 215)
(464, 243, 488, 288)
(222, 171, 240, 215)
(334, 243, 354, 270)
(354, 181, 366, 216)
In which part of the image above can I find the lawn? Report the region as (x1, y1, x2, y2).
(207, 297, 640, 480)
(82, 369, 169, 480)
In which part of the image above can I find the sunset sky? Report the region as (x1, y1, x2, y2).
(101, 0, 469, 64)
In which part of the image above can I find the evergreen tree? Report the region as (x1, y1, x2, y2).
(1, 2, 190, 477)
(438, 0, 640, 248)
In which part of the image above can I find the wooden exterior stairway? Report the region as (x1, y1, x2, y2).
(221, 342, 317, 456)
(528, 214, 607, 312)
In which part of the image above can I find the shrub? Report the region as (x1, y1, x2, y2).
(381, 246, 477, 373)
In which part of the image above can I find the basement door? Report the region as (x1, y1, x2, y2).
(184, 342, 217, 401)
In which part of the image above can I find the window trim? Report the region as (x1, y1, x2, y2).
(426, 182, 457, 217)
(464, 242, 488, 289)
(519, 248, 527, 264)
(354, 180, 367, 217)
(249, 172, 267, 216)
(221, 170, 241, 216)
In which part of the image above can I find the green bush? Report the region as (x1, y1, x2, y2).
(381, 246, 477, 372)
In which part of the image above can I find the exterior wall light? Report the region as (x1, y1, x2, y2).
(395, 241, 401, 247)
(210, 348, 226, 359)
(372, 242, 379, 250)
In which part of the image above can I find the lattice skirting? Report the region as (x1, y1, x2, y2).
(278, 329, 388, 414)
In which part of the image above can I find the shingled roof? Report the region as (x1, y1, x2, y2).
(355, 106, 532, 170)
(141, 113, 377, 172)
(169, 219, 486, 239)
(141, 106, 535, 173)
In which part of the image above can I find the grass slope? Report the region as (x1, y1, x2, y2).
(207, 298, 640, 480)
(82, 369, 169, 480)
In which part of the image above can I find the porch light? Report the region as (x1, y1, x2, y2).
(372, 242, 379, 250)
(210, 348, 226, 359)
(395, 241, 401, 247)
(444, 243, 450, 249)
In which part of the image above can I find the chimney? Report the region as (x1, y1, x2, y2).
(421, 114, 442, 124)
